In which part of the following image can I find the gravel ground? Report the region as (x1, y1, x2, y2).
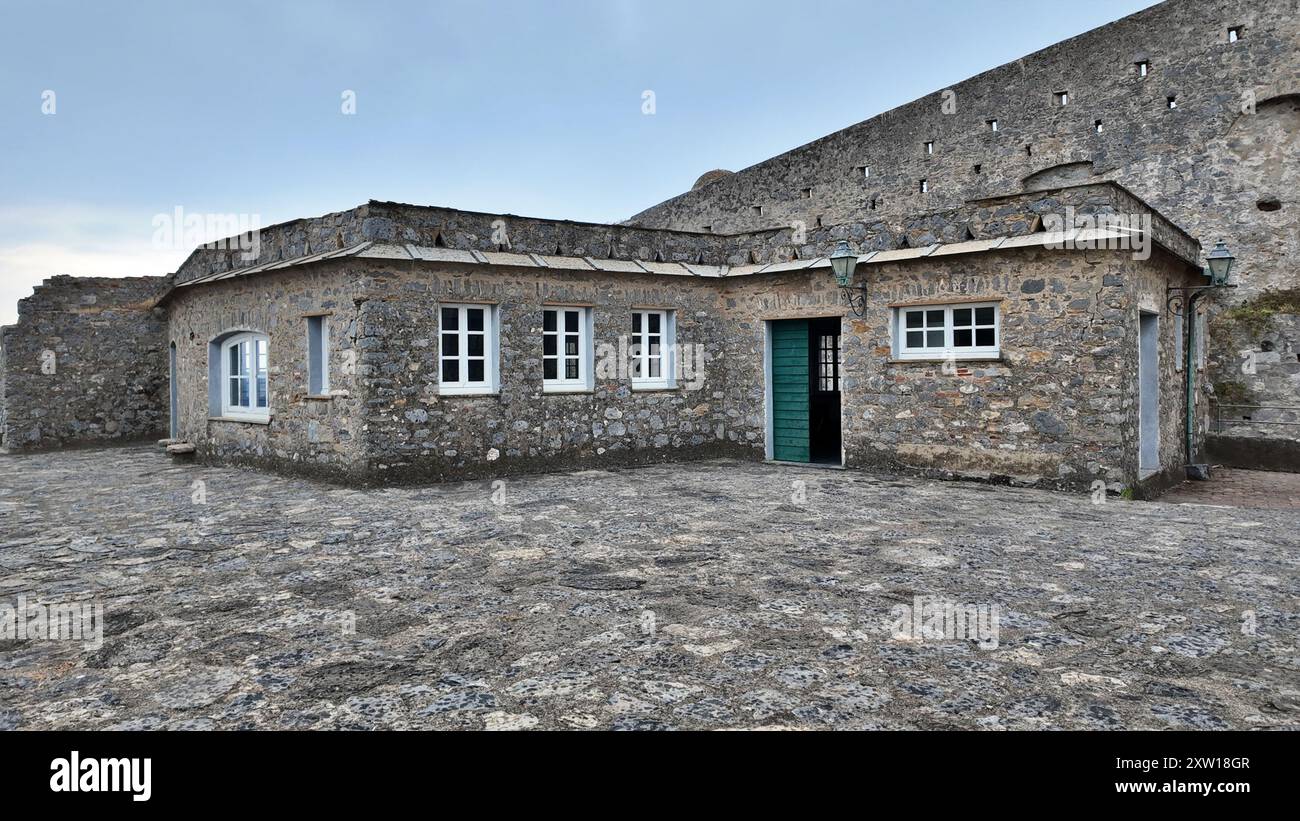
(1, 445, 1296, 730)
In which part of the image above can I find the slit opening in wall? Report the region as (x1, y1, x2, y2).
(433, 231, 448, 248)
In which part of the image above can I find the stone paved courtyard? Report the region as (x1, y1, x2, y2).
(1, 445, 1297, 731)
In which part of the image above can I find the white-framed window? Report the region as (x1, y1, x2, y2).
(307, 315, 329, 395)
(221, 332, 270, 420)
(630, 309, 676, 390)
(439, 303, 498, 395)
(894, 302, 1000, 360)
(543, 306, 592, 392)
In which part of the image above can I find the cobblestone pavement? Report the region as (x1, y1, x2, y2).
(1, 445, 1297, 731)
(1160, 469, 1300, 512)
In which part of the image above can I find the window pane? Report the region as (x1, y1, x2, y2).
(467, 334, 484, 357)
(256, 338, 267, 371)
(466, 309, 484, 332)
(926, 310, 944, 326)
(905, 311, 923, 329)
(630, 358, 642, 378)
(975, 307, 995, 325)
(441, 307, 458, 330)
(442, 359, 459, 382)
(543, 310, 556, 332)
(953, 308, 972, 326)
(565, 311, 579, 332)
(926, 330, 944, 347)
(906, 331, 924, 348)
(565, 359, 578, 380)
(632, 313, 642, 333)
(467, 359, 485, 382)
(239, 376, 250, 407)
(256, 374, 268, 407)
(954, 329, 973, 347)
(565, 335, 578, 356)
(648, 313, 661, 333)
(544, 359, 557, 380)
(229, 376, 239, 406)
(649, 356, 661, 378)
(441, 333, 459, 356)
(543, 335, 557, 356)
(976, 328, 995, 347)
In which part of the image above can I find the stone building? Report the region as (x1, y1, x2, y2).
(1, 0, 1294, 488)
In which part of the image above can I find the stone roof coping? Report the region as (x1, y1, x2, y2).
(172, 226, 1193, 293)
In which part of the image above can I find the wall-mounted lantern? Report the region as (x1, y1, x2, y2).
(830, 240, 869, 315)
(1204, 239, 1236, 286)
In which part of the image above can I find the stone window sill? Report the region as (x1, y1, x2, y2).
(436, 390, 500, 398)
(209, 416, 272, 426)
(543, 386, 595, 395)
(631, 384, 679, 393)
(887, 357, 1005, 365)
(304, 391, 348, 401)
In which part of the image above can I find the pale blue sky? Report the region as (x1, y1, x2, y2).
(0, 0, 1157, 325)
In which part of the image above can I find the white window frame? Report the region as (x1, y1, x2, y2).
(543, 306, 593, 393)
(438, 303, 498, 396)
(307, 315, 330, 396)
(220, 332, 271, 421)
(894, 302, 1000, 361)
(630, 309, 676, 390)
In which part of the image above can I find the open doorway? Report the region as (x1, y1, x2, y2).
(169, 342, 179, 439)
(767, 317, 842, 464)
(1138, 312, 1159, 475)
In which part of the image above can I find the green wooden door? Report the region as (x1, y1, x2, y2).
(770, 319, 810, 462)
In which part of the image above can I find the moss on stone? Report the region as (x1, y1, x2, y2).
(1213, 379, 1254, 407)
(1215, 287, 1300, 338)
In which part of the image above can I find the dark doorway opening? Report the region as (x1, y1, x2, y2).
(809, 317, 842, 463)
(769, 317, 843, 464)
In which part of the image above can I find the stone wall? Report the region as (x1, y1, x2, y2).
(627, 0, 1300, 444)
(171, 200, 798, 284)
(718, 245, 1203, 492)
(353, 260, 738, 483)
(165, 264, 369, 481)
(0, 275, 170, 450)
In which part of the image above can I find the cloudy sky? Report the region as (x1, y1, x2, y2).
(0, 0, 1155, 326)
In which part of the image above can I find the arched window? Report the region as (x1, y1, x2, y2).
(219, 332, 269, 420)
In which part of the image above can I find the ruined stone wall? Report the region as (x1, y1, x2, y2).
(352, 259, 739, 483)
(629, 0, 1299, 439)
(718, 246, 1201, 491)
(0, 275, 170, 450)
(165, 264, 369, 481)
